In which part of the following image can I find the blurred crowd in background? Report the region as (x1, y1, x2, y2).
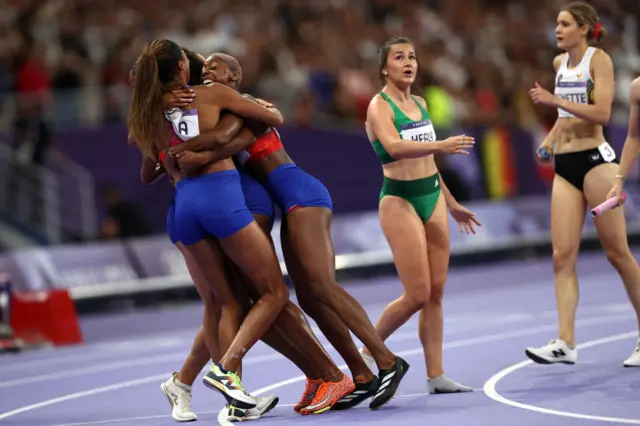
(1, 0, 639, 135)
(0, 0, 639, 243)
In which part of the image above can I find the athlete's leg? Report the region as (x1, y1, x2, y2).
(162, 242, 222, 422)
(364, 196, 429, 347)
(550, 176, 587, 346)
(175, 172, 286, 409)
(525, 175, 585, 364)
(584, 164, 640, 366)
(215, 222, 289, 371)
(285, 207, 407, 410)
(280, 220, 364, 412)
(287, 208, 394, 366)
(281, 217, 370, 382)
(177, 242, 222, 379)
(422, 195, 472, 392)
(227, 214, 335, 380)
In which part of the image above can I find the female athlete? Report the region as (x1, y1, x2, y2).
(525, 1, 640, 366)
(361, 36, 478, 394)
(128, 39, 290, 409)
(606, 76, 640, 367)
(168, 53, 409, 411)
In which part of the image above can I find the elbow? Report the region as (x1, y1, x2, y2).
(215, 132, 233, 146)
(271, 113, 284, 127)
(597, 108, 612, 126)
(387, 144, 403, 159)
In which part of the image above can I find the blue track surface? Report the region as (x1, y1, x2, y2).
(0, 252, 639, 425)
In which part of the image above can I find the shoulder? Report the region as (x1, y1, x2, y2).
(413, 95, 427, 109)
(193, 83, 233, 100)
(591, 48, 614, 71)
(367, 93, 393, 118)
(553, 54, 565, 72)
(631, 77, 640, 101)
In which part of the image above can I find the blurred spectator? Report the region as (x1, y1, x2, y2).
(100, 184, 152, 239)
(0, 0, 637, 132)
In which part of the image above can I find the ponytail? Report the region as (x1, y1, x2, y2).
(127, 43, 166, 159)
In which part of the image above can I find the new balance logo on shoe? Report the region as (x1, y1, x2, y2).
(552, 349, 566, 358)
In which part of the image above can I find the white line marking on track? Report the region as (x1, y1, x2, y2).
(52, 392, 436, 426)
(216, 313, 632, 425)
(483, 331, 640, 424)
(0, 312, 631, 423)
(0, 352, 283, 389)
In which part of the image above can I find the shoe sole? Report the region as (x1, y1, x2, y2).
(369, 358, 410, 410)
(243, 396, 280, 420)
(525, 349, 575, 365)
(300, 383, 354, 415)
(332, 379, 380, 411)
(160, 383, 197, 422)
(202, 377, 257, 409)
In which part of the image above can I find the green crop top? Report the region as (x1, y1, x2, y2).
(371, 92, 435, 164)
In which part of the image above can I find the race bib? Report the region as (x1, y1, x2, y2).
(597, 141, 616, 163)
(400, 120, 436, 143)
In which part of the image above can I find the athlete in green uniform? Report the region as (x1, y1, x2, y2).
(361, 36, 481, 394)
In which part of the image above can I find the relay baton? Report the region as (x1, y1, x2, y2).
(590, 193, 626, 217)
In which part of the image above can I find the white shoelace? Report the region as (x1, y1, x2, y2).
(179, 390, 192, 412)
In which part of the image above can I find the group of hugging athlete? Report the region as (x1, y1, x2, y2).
(126, 1, 640, 423)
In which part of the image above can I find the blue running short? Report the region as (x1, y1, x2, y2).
(167, 197, 178, 244)
(238, 168, 274, 218)
(264, 163, 332, 214)
(172, 170, 254, 245)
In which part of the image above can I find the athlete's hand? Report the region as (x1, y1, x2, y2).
(606, 180, 625, 207)
(253, 98, 274, 108)
(529, 82, 556, 107)
(448, 202, 482, 234)
(175, 151, 210, 174)
(440, 135, 475, 155)
(163, 87, 195, 110)
(536, 143, 553, 163)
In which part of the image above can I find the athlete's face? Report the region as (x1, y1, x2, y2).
(556, 11, 588, 50)
(202, 57, 233, 87)
(383, 44, 417, 86)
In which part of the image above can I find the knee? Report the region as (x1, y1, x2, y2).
(552, 246, 578, 273)
(304, 278, 333, 305)
(204, 300, 221, 318)
(428, 283, 445, 305)
(266, 283, 289, 310)
(604, 245, 634, 270)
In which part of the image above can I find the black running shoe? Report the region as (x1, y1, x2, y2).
(368, 357, 410, 410)
(331, 376, 379, 411)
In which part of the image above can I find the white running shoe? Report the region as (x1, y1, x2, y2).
(525, 339, 577, 365)
(360, 347, 376, 373)
(161, 373, 197, 422)
(224, 395, 279, 422)
(623, 339, 640, 367)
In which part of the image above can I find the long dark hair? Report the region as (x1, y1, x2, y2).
(127, 39, 183, 159)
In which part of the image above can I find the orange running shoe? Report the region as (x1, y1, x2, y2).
(299, 374, 355, 415)
(294, 378, 322, 413)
